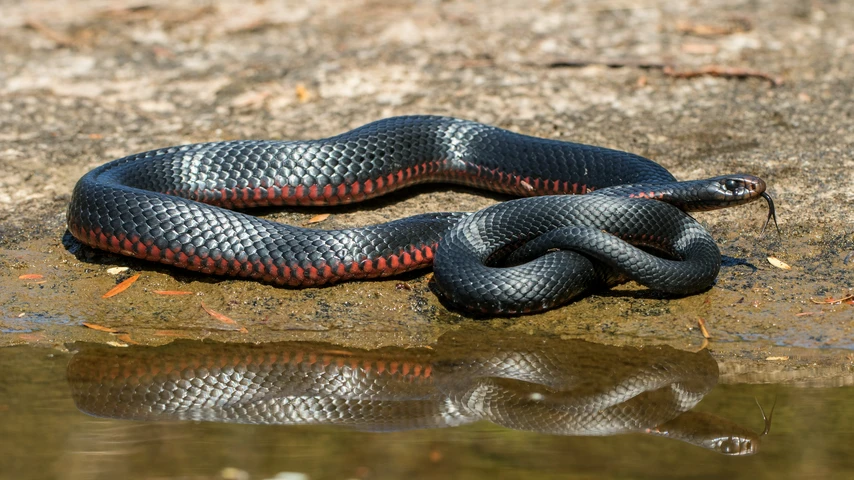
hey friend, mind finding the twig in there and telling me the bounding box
[546,58,667,69]
[98,5,216,26]
[24,19,76,48]
[663,65,783,87]
[810,294,854,305]
[545,58,783,87]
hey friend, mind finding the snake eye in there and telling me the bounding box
[724,179,740,191]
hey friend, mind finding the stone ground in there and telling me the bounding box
[0,0,852,384]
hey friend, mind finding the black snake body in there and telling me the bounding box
[66,116,770,313]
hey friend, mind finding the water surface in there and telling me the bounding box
[2,330,852,480]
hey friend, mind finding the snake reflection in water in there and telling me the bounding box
[67,330,772,455]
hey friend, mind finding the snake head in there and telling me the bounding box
[587,174,780,234]
[596,174,768,212]
[702,174,766,207]
[701,175,779,234]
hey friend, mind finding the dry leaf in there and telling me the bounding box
[114,333,139,345]
[767,257,792,270]
[765,356,789,361]
[305,213,330,225]
[82,322,117,333]
[16,333,45,343]
[18,274,44,280]
[201,302,248,333]
[153,290,194,295]
[106,267,130,275]
[102,274,140,298]
[106,341,129,348]
[295,83,312,102]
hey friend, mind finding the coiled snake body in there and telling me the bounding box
[67,116,772,313]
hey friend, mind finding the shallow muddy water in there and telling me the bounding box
[3,328,854,480]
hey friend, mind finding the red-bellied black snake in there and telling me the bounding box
[67,116,776,313]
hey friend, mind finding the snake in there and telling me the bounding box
[66,115,775,313]
[67,330,769,455]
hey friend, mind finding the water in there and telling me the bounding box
[2,330,853,480]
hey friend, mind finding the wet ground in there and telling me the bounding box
[0,0,853,477]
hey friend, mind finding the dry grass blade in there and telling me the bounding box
[102,274,140,298]
[153,290,194,295]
